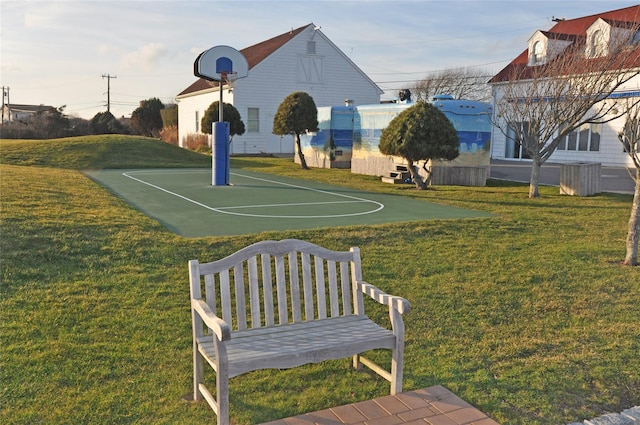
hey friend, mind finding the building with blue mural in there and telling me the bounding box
[300,95,493,186]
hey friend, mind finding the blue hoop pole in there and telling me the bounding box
[212,121,230,185]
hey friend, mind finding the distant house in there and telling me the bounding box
[489,5,640,167]
[175,23,383,154]
[1,103,55,124]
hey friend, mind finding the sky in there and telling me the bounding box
[2,0,639,120]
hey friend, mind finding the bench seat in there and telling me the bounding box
[197,315,396,378]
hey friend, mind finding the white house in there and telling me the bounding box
[1,103,55,124]
[176,24,383,155]
[489,5,640,167]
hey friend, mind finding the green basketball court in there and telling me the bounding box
[85,168,492,237]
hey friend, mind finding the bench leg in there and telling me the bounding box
[194,344,204,401]
[390,308,405,395]
[216,373,229,425]
[390,346,403,395]
[215,341,230,425]
[352,354,362,370]
[194,341,230,425]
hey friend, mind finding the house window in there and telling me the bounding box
[590,124,601,151]
[532,41,544,64]
[567,130,577,150]
[195,111,200,133]
[557,123,601,151]
[307,41,316,55]
[505,121,532,159]
[247,107,259,132]
[591,30,606,57]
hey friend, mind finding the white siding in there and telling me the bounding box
[549,121,631,166]
[177,86,234,148]
[177,25,382,154]
[490,77,638,167]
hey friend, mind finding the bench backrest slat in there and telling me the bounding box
[301,252,314,321]
[327,260,339,318]
[261,253,275,327]
[190,239,366,332]
[275,254,288,325]
[220,270,233,326]
[340,262,352,316]
[204,274,216,316]
[314,256,327,319]
[288,252,303,322]
[234,264,247,330]
[248,257,261,328]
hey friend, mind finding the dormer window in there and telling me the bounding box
[527,30,574,66]
[591,29,606,57]
[532,41,544,64]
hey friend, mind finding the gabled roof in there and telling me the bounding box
[533,30,579,42]
[547,5,640,35]
[4,103,55,113]
[490,5,640,84]
[178,24,311,96]
[600,17,640,31]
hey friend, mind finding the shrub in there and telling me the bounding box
[160,125,178,146]
[184,133,210,152]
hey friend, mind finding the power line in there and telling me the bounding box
[66,104,106,113]
[369,59,512,77]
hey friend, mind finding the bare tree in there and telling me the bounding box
[411,67,492,102]
[491,28,640,198]
[617,102,640,266]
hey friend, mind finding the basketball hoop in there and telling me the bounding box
[193,45,248,186]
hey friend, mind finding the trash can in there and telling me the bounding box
[560,162,601,196]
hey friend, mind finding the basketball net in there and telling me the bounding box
[220,71,237,93]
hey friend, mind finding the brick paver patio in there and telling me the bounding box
[260,385,500,425]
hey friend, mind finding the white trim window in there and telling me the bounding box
[247,107,259,132]
[591,30,606,58]
[195,111,200,133]
[532,41,545,64]
[505,121,533,159]
[557,123,601,152]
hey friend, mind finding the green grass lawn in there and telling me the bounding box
[1,136,638,424]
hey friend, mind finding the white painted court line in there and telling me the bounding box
[121,170,384,218]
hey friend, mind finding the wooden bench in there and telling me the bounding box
[189,239,410,425]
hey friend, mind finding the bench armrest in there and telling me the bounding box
[357,281,410,315]
[191,299,232,341]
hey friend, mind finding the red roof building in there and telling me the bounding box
[488,5,640,167]
[491,5,640,83]
[176,24,382,154]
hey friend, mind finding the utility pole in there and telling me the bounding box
[101,74,116,113]
[2,86,10,123]
[1,86,5,124]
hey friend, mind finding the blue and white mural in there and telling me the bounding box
[300,95,493,172]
